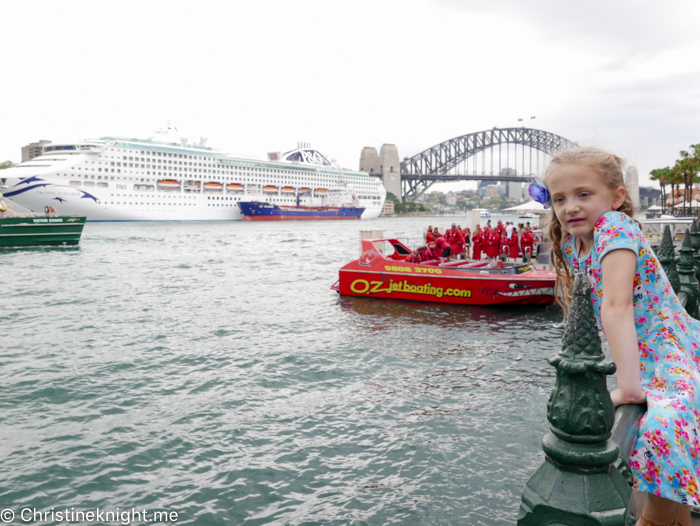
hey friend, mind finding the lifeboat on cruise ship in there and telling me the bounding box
[315,188,328,195]
[262,186,278,193]
[281,186,296,194]
[226,183,244,192]
[298,187,311,194]
[332,238,556,307]
[203,182,223,191]
[157,179,180,188]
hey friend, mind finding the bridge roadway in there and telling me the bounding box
[401,173,533,183]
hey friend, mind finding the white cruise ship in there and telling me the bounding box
[1,130,386,221]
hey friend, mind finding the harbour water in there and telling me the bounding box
[2,216,571,525]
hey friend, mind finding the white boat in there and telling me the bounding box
[473,208,491,218]
[0,129,386,221]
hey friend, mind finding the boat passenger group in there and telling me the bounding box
[405,220,541,264]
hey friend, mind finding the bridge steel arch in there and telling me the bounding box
[400,127,577,202]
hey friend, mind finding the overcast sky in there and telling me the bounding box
[2,0,699,191]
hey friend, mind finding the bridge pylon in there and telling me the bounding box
[360,144,402,201]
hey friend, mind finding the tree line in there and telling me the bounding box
[386,193,427,214]
[650,144,700,216]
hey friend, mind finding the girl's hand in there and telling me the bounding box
[610,388,646,408]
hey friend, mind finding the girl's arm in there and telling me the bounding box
[600,249,646,408]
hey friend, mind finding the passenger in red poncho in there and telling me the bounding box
[422,244,438,262]
[486,229,500,260]
[405,250,421,263]
[426,226,434,244]
[471,226,483,260]
[495,220,505,236]
[508,231,520,260]
[499,232,509,260]
[455,225,466,259]
[433,235,451,262]
[446,223,462,259]
[520,227,534,262]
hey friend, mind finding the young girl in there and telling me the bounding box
[537,146,700,526]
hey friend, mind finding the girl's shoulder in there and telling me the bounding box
[594,211,640,234]
[561,233,575,263]
[593,211,643,257]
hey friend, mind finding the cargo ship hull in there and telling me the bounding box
[239,201,364,221]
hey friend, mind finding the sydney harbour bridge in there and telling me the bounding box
[362,127,577,202]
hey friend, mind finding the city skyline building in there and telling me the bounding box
[21,140,51,162]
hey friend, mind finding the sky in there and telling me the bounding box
[2,0,699,192]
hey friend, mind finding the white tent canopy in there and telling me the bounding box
[502,200,547,213]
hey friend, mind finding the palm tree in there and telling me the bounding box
[678,151,691,216]
[675,146,700,216]
[674,155,688,215]
[691,144,700,218]
[669,163,685,215]
[650,167,671,212]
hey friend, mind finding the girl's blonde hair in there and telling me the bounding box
[543,146,635,315]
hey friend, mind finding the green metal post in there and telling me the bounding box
[677,228,700,320]
[518,275,635,526]
[657,225,681,294]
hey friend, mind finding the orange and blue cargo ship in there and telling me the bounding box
[238,201,364,221]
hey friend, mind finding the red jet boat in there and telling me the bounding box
[332,238,556,306]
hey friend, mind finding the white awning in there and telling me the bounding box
[502,200,547,213]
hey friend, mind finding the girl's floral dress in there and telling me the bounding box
[562,211,700,505]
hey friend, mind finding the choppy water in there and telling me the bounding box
[2,216,566,525]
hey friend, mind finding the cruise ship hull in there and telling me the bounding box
[3,181,244,221]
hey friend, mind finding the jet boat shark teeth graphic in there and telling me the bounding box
[496,283,555,297]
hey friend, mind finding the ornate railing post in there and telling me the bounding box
[689,219,700,283]
[677,229,700,320]
[657,225,681,294]
[518,274,635,526]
